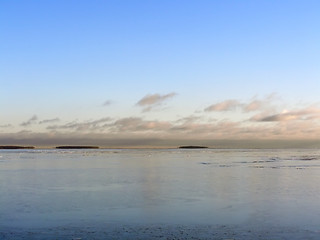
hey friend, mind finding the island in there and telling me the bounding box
[0,146,35,149]
[56,146,99,149]
[178,146,208,149]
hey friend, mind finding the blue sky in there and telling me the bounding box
[1,1,320,146]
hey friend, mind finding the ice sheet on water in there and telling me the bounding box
[1,148,320,234]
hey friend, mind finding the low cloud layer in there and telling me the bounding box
[4,94,320,146]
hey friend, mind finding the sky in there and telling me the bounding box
[1,0,320,147]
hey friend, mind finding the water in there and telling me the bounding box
[1,148,320,235]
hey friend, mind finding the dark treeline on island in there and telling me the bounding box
[0,145,209,149]
[179,146,208,149]
[56,146,99,149]
[0,146,35,149]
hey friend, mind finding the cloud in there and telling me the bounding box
[20,115,38,127]
[243,100,264,112]
[170,120,241,138]
[39,118,60,124]
[106,116,242,139]
[5,93,320,145]
[47,117,112,131]
[243,94,280,112]
[103,100,113,106]
[259,113,298,122]
[137,93,177,106]
[253,107,320,122]
[204,100,240,112]
[175,115,203,124]
[136,92,177,112]
[0,124,12,128]
[110,117,172,132]
[205,94,281,113]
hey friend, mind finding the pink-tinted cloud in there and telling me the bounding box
[136,92,177,112]
[204,100,240,112]
[205,94,280,113]
[243,100,264,112]
[254,107,320,122]
[137,93,177,106]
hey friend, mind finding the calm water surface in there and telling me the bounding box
[1,148,320,230]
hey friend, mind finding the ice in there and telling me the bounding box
[1,148,320,238]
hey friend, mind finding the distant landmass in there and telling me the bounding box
[179,145,208,149]
[0,146,35,149]
[56,146,99,149]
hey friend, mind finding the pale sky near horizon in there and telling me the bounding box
[1,1,320,146]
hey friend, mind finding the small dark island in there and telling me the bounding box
[179,146,208,149]
[0,146,35,149]
[56,146,99,149]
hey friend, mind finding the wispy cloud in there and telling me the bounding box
[253,107,320,122]
[170,120,240,138]
[137,93,177,106]
[0,124,12,128]
[175,115,203,124]
[136,92,177,112]
[39,118,60,124]
[243,100,264,112]
[243,94,279,112]
[110,117,172,132]
[20,115,38,127]
[205,94,279,113]
[47,117,112,131]
[204,100,240,112]
[103,100,113,106]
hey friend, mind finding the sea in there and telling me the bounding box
[1,148,320,239]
